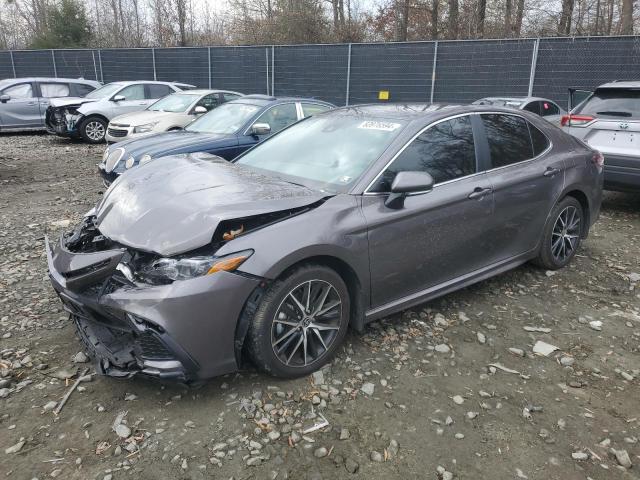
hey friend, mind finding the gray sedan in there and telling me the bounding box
[473,96,565,124]
[0,77,101,131]
[46,104,603,382]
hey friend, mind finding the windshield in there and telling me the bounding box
[148,93,196,113]
[84,83,123,99]
[186,102,260,134]
[235,114,407,193]
[577,89,640,119]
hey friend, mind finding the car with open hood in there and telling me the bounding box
[46,103,603,383]
[98,95,335,186]
[105,89,244,143]
[45,80,195,143]
[561,81,640,191]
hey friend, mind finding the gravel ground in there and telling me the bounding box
[1,133,639,480]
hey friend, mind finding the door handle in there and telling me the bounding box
[543,167,560,177]
[468,187,492,200]
[27,102,37,106]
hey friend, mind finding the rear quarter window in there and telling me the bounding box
[528,122,550,156]
[481,114,534,168]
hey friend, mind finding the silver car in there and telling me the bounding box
[0,77,101,132]
[561,81,640,192]
[105,89,243,143]
[473,96,566,125]
[45,80,195,143]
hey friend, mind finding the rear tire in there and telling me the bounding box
[79,116,107,144]
[534,196,584,270]
[246,264,350,378]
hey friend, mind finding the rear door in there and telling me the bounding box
[37,82,71,122]
[362,114,496,307]
[0,81,40,129]
[479,113,565,259]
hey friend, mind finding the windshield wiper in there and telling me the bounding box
[596,111,632,117]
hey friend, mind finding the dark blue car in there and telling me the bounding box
[99,95,334,185]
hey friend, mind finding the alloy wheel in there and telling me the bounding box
[85,121,105,141]
[271,279,342,368]
[551,205,581,263]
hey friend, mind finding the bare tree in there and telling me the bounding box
[558,0,575,35]
[620,0,634,34]
[447,0,458,38]
[477,0,487,37]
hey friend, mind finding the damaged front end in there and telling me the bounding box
[45,104,83,138]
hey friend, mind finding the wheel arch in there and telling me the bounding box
[560,187,591,238]
[233,254,367,368]
[81,112,110,125]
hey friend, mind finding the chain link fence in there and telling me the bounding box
[2,36,640,107]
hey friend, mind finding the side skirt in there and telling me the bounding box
[364,250,536,323]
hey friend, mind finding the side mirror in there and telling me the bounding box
[0,94,10,103]
[112,94,125,102]
[193,106,207,115]
[385,171,434,209]
[250,122,271,136]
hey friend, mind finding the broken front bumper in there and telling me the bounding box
[46,236,261,382]
[45,107,81,138]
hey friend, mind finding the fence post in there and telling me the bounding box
[528,38,540,97]
[98,49,104,83]
[51,49,57,77]
[9,50,16,78]
[151,48,157,81]
[92,50,98,81]
[430,41,438,103]
[271,45,275,96]
[208,47,212,89]
[345,43,352,106]
[265,47,270,95]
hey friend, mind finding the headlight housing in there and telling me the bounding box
[104,147,125,172]
[133,122,158,134]
[137,250,253,284]
[140,154,152,165]
[125,156,136,169]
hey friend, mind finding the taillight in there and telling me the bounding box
[592,151,604,167]
[561,114,594,127]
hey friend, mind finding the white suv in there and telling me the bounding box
[45,81,195,143]
[562,81,640,192]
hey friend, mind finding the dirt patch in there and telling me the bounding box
[0,133,639,480]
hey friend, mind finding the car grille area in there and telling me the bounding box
[108,128,128,138]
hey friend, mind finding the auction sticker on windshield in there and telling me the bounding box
[358,121,402,131]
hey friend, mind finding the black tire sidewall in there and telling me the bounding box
[538,196,584,270]
[248,265,350,378]
[80,117,107,144]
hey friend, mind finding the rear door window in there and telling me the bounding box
[481,114,534,168]
[222,93,242,102]
[577,89,640,119]
[146,84,173,99]
[301,103,331,117]
[523,102,541,115]
[370,115,476,192]
[39,82,70,97]
[540,101,560,116]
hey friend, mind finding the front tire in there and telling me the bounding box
[535,196,584,270]
[79,116,107,144]
[246,264,350,378]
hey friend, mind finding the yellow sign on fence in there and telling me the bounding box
[378,90,390,100]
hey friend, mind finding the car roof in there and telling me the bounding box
[323,103,544,122]
[230,94,334,107]
[0,77,101,84]
[596,81,640,89]
[105,80,195,87]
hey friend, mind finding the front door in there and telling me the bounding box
[0,82,40,129]
[362,115,496,308]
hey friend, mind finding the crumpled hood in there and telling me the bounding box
[118,130,235,159]
[96,155,326,256]
[49,97,98,108]
[110,110,179,127]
